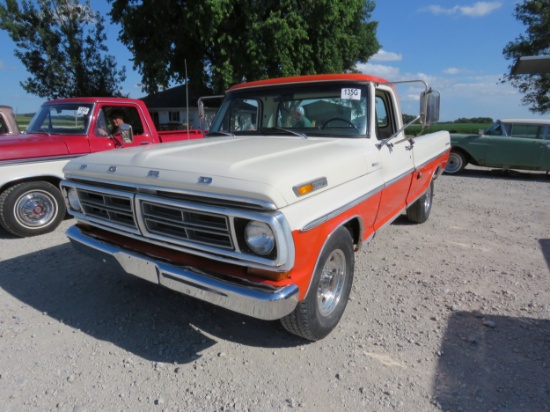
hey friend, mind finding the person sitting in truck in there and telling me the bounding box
[292,106,312,128]
[109,110,127,134]
[96,109,127,136]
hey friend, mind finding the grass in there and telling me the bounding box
[16,113,35,130]
[407,122,491,136]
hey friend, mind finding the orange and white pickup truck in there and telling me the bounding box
[61,74,450,340]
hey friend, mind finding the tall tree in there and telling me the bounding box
[0,0,126,99]
[502,0,550,114]
[109,0,380,95]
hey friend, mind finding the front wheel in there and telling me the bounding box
[0,181,66,237]
[407,180,433,224]
[445,150,467,174]
[281,226,354,341]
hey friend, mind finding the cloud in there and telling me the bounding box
[355,61,526,119]
[370,50,403,62]
[422,2,502,17]
[443,67,476,75]
[0,60,6,70]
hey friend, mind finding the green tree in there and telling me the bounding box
[502,0,550,114]
[0,0,126,99]
[109,0,380,95]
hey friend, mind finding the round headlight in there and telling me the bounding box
[67,188,81,212]
[244,221,275,256]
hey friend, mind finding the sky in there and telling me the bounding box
[0,0,547,122]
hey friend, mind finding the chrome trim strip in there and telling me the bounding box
[66,225,299,321]
[414,147,450,170]
[0,154,82,166]
[301,183,384,231]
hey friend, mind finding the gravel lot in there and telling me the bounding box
[1,167,549,412]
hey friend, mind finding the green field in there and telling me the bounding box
[16,113,35,130]
[406,122,491,136]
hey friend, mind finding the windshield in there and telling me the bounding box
[208,81,369,138]
[27,103,93,135]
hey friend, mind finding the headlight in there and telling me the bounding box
[67,188,81,212]
[245,221,275,255]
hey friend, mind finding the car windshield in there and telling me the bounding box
[208,81,369,138]
[27,103,93,135]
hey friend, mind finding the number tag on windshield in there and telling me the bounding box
[77,106,90,115]
[341,88,361,100]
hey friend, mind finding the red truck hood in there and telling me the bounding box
[0,133,71,161]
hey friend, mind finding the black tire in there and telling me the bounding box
[445,150,467,174]
[407,180,433,224]
[281,226,354,341]
[0,181,66,237]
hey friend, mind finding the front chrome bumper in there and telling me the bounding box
[66,225,299,321]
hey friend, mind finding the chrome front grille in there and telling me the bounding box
[77,189,136,229]
[62,179,294,271]
[139,199,233,249]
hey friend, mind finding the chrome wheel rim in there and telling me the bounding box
[15,190,57,228]
[317,249,347,316]
[423,184,433,213]
[446,152,463,173]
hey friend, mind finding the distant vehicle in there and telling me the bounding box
[0,105,20,136]
[0,97,203,237]
[445,118,550,174]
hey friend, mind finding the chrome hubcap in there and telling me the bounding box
[446,153,462,173]
[317,249,347,316]
[15,191,57,228]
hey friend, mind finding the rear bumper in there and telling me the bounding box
[66,225,299,320]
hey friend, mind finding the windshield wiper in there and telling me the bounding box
[28,130,51,136]
[269,127,308,139]
[207,131,236,137]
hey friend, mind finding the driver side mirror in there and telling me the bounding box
[420,90,440,126]
[117,123,133,144]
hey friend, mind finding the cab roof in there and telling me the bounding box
[228,73,390,91]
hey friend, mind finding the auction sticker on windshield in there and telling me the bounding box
[341,88,361,100]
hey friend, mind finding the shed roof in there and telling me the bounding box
[511,55,550,74]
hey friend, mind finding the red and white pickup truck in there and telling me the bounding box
[0,97,203,237]
[0,105,20,136]
[61,74,450,340]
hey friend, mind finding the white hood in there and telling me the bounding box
[63,135,381,208]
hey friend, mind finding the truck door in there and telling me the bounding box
[373,90,414,230]
[89,105,154,152]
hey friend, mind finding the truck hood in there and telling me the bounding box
[0,133,70,161]
[64,136,381,208]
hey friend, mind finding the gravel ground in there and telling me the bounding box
[1,167,549,412]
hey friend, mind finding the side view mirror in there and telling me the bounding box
[117,123,133,145]
[421,89,440,126]
[198,100,205,120]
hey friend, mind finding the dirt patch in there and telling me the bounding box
[1,167,549,411]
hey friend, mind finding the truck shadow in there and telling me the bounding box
[540,239,550,272]
[434,311,550,411]
[446,168,550,182]
[0,244,304,363]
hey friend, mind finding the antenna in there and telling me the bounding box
[185,59,189,139]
